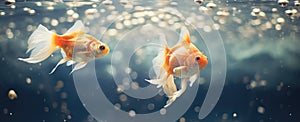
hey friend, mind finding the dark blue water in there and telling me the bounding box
[0,0,299,122]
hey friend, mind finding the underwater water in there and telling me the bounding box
[0,0,299,122]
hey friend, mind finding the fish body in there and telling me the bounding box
[146,27,208,107]
[19,20,109,74]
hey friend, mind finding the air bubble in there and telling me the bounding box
[257,106,265,114]
[277,17,285,24]
[28,9,36,15]
[295,1,300,6]
[0,11,5,16]
[160,108,167,115]
[108,29,117,36]
[206,2,217,9]
[26,77,31,84]
[119,94,127,102]
[233,112,238,118]
[147,103,155,110]
[222,113,228,119]
[179,117,186,122]
[114,103,121,110]
[51,19,59,26]
[128,110,136,117]
[194,106,200,112]
[8,90,17,100]
[131,82,139,90]
[278,0,289,7]
[67,10,74,15]
[194,0,204,5]
[252,8,261,15]
[5,0,15,6]
[102,0,113,5]
[85,8,98,15]
[72,13,79,19]
[120,0,129,5]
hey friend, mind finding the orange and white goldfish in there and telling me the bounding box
[18,20,110,74]
[146,27,208,107]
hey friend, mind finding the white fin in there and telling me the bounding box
[150,34,168,78]
[18,24,57,63]
[66,60,76,66]
[173,66,188,74]
[49,57,69,74]
[145,65,169,88]
[152,52,164,76]
[165,78,189,108]
[165,96,176,108]
[143,33,168,80]
[177,26,190,48]
[163,75,178,108]
[174,78,189,98]
[61,49,66,58]
[158,33,168,47]
[64,20,86,35]
[70,62,87,74]
[163,75,177,96]
[189,74,198,87]
[145,75,165,88]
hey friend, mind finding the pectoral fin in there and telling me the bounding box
[145,78,164,88]
[70,62,87,74]
[189,74,198,87]
[173,66,188,75]
[66,60,76,66]
[49,57,69,74]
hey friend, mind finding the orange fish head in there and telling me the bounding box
[94,41,110,58]
[188,52,208,71]
[196,52,208,70]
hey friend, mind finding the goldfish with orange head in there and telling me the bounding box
[19,20,110,74]
[146,27,208,107]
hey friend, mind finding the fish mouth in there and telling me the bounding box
[104,46,110,55]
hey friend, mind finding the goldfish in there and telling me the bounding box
[146,27,208,107]
[18,20,110,74]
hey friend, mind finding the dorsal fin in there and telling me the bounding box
[178,26,190,48]
[64,20,86,35]
[159,33,169,48]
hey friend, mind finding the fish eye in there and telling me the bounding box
[99,45,105,51]
[195,56,201,61]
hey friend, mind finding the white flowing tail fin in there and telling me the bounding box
[146,74,178,108]
[18,24,57,63]
[163,75,178,108]
[163,75,177,97]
